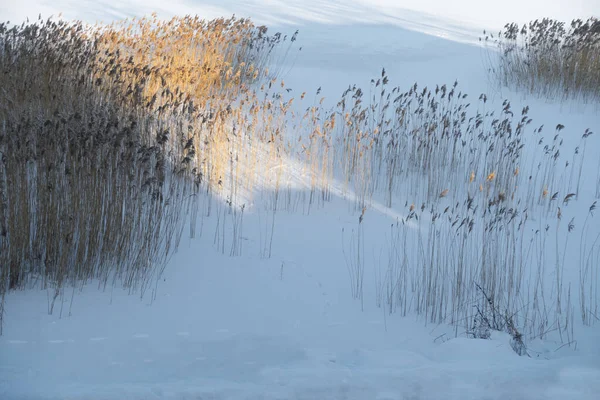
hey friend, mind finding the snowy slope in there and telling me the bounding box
[1,1,600,399]
[3,1,600,43]
[4,197,600,400]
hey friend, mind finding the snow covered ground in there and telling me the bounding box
[1,1,600,399]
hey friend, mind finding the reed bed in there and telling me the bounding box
[289,69,598,352]
[0,15,290,332]
[184,73,598,348]
[1,14,598,355]
[482,17,600,102]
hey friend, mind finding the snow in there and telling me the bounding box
[4,1,599,43]
[2,1,600,399]
[4,215,600,399]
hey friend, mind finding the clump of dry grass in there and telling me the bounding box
[482,17,600,102]
[289,71,596,350]
[0,14,288,333]
[329,74,524,209]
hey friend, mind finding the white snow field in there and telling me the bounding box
[2,1,600,399]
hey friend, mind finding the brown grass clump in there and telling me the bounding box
[329,75,524,209]
[313,70,596,347]
[0,14,288,332]
[482,17,600,102]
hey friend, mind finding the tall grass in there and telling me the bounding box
[0,15,290,332]
[1,14,598,353]
[286,70,597,350]
[482,17,600,102]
